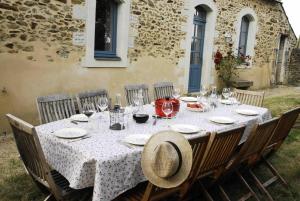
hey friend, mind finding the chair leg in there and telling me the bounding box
[262,157,288,188]
[235,171,260,201]
[199,182,214,201]
[44,194,56,201]
[217,185,231,201]
[248,169,274,201]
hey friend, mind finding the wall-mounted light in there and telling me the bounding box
[225,32,232,43]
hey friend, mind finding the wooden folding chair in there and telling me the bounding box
[76,89,110,113]
[252,107,300,197]
[124,84,151,106]
[114,133,212,201]
[190,126,246,201]
[218,118,279,201]
[153,82,174,100]
[234,89,265,107]
[6,114,92,201]
[36,94,76,124]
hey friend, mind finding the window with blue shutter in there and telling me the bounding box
[238,16,250,56]
[94,0,118,59]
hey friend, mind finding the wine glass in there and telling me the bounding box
[222,88,230,100]
[173,88,181,99]
[200,85,208,97]
[82,101,95,118]
[162,101,173,119]
[132,92,140,106]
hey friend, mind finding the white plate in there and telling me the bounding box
[180,97,197,102]
[123,135,151,146]
[70,114,89,122]
[209,116,236,124]
[54,128,87,139]
[220,99,233,105]
[236,109,259,116]
[170,124,201,134]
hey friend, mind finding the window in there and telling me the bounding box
[238,16,250,56]
[94,0,118,59]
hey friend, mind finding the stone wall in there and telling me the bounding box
[0,0,85,62]
[288,49,300,85]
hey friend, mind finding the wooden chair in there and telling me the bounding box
[250,107,300,198]
[153,82,174,100]
[76,89,110,113]
[218,118,280,201]
[6,114,92,201]
[124,84,151,106]
[36,94,76,124]
[194,126,246,200]
[264,107,300,152]
[114,133,212,201]
[234,89,265,107]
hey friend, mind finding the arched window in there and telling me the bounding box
[238,16,250,56]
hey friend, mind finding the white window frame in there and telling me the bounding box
[234,8,258,68]
[81,0,130,68]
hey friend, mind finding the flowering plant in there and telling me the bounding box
[214,49,251,87]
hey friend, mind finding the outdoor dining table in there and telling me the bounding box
[36,103,271,201]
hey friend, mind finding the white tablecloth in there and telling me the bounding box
[36,104,271,201]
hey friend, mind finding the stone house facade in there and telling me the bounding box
[0,0,297,132]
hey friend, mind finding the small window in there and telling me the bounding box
[238,16,250,56]
[94,0,118,58]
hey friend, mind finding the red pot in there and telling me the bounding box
[155,98,180,118]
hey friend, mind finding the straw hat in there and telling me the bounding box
[141,131,193,188]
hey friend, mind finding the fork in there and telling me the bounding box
[68,136,91,143]
[117,140,134,149]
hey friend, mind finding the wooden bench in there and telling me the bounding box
[231,80,253,90]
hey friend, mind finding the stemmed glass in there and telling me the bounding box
[82,101,95,118]
[97,97,108,121]
[173,88,181,99]
[222,88,230,100]
[162,101,173,119]
[200,85,208,97]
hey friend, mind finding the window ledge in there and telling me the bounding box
[95,56,121,61]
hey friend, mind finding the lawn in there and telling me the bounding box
[0,93,299,201]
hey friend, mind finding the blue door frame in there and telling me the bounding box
[188,7,206,93]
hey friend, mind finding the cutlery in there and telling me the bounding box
[117,140,134,149]
[71,120,78,125]
[68,136,91,143]
[153,115,158,126]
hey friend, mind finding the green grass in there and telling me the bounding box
[0,94,299,201]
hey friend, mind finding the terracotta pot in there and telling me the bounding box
[155,98,180,118]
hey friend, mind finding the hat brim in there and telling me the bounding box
[141,130,193,188]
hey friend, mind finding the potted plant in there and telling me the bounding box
[214,48,251,87]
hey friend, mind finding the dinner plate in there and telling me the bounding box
[123,135,151,146]
[180,97,197,102]
[209,116,236,124]
[236,109,259,116]
[70,114,89,122]
[170,124,201,134]
[220,99,234,105]
[54,128,87,139]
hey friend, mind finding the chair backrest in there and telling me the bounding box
[196,126,245,179]
[77,89,109,113]
[140,134,211,201]
[6,114,62,199]
[239,118,279,164]
[234,89,265,107]
[267,107,300,148]
[36,94,76,124]
[124,84,150,105]
[153,82,174,100]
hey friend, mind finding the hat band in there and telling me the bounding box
[166,141,182,178]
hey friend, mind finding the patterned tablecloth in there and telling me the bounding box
[36,103,271,201]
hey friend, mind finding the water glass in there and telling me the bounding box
[173,88,181,99]
[222,88,230,99]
